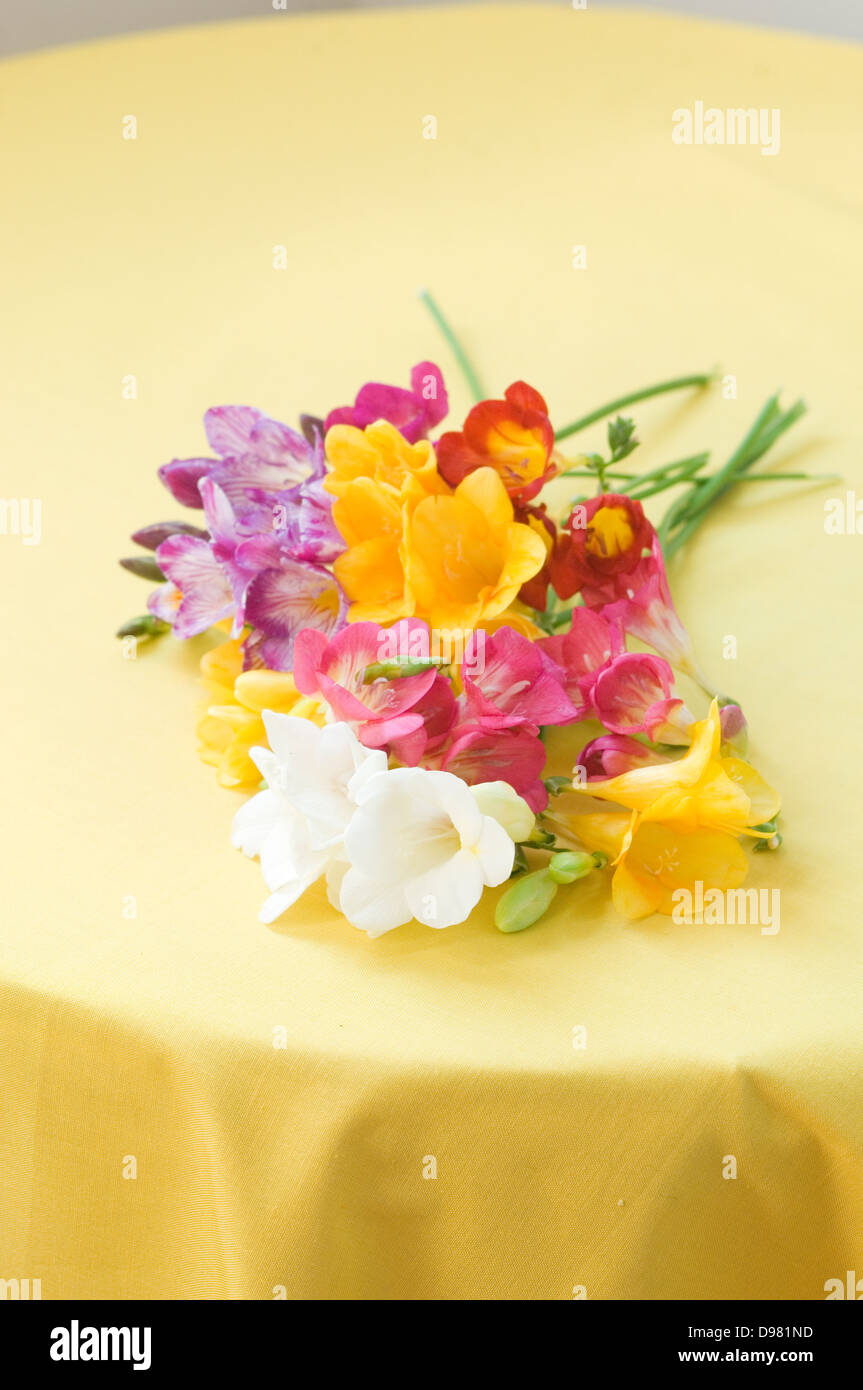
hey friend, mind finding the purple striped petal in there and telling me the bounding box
[203,406,264,457]
[158,458,212,508]
[155,534,234,638]
[244,560,347,670]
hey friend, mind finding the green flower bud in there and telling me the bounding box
[115,614,170,639]
[119,555,166,582]
[495,869,558,933]
[361,657,444,682]
[548,850,596,884]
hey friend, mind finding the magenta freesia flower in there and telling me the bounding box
[538,606,692,740]
[293,619,456,759]
[592,651,691,741]
[324,362,448,444]
[538,608,624,717]
[436,724,549,812]
[575,734,673,781]
[461,627,579,731]
[599,536,700,678]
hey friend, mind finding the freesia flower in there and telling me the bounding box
[537,607,624,717]
[406,467,547,630]
[159,405,323,512]
[436,382,557,502]
[293,619,456,761]
[338,766,519,935]
[460,626,578,730]
[240,554,347,672]
[547,701,780,918]
[436,723,549,812]
[591,651,692,741]
[324,361,448,443]
[575,733,673,781]
[601,535,702,679]
[324,418,448,504]
[550,492,653,602]
[242,471,344,567]
[232,714,388,923]
[149,477,251,637]
[323,420,451,623]
[470,780,536,843]
[197,640,325,788]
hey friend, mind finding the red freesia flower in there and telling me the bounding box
[436,382,556,503]
[549,492,653,601]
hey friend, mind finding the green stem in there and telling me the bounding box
[555,372,714,442]
[679,398,804,527]
[417,288,485,403]
[692,470,840,485]
[627,453,711,501]
[662,397,807,558]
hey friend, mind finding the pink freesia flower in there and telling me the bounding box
[575,734,673,781]
[150,478,251,638]
[324,362,448,444]
[437,723,549,812]
[538,607,624,717]
[597,536,700,678]
[292,619,456,758]
[592,651,692,741]
[461,627,579,731]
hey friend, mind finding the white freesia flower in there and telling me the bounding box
[338,767,519,937]
[231,713,387,924]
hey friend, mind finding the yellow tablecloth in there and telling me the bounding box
[2,5,862,1300]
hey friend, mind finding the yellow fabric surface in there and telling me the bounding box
[1,5,862,1300]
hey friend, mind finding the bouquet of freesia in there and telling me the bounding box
[118,294,829,937]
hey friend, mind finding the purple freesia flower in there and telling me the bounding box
[159,405,323,513]
[145,403,349,660]
[324,361,448,444]
[244,457,344,567]
[149,478,254,638]
[242,559,347,672]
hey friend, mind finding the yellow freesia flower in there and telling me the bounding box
[324,420,449,505]
[197,639,326,788]
[324,420,546,630]
[547,701,781,919]
[407,467,547,630]
[323,420,449,624]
